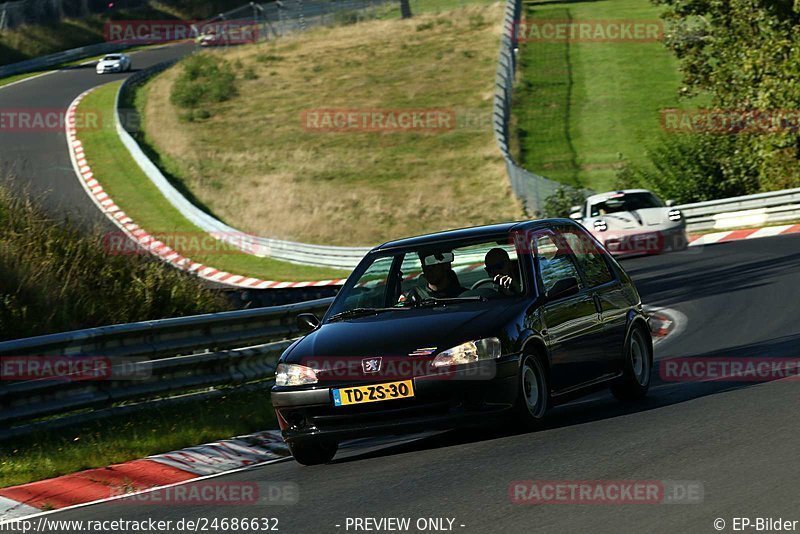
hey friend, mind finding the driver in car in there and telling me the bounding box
[484,248,521,295]
[399,251,466,303]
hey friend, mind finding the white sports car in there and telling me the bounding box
[570,189,688,256]
[95,54,132,74]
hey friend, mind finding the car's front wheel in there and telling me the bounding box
[288,439,338,466]
[611,325,652,401]
[512,353,549,429]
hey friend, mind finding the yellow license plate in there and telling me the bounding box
[332,380,414,406]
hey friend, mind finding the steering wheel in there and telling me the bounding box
[470,278,496,290]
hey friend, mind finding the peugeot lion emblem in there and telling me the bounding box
[362,357,382,373]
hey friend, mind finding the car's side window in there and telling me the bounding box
[534,233,582,296]
[346,256,395,309]
[561,228,614,288]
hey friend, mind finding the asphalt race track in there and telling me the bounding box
[0,43,193,226]
[33,234,800,533]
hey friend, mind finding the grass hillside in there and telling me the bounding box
[139,2,524,247]
[512,0,706,192]
[0,184,231,341]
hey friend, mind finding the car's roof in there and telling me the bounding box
[585,189,653,204]
[375,219,569,251]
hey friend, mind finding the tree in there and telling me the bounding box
[649,0,800,193]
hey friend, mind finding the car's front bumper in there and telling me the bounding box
[96,65,122,74]
[271,355,521,444]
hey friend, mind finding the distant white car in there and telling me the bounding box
[570,189,688,256]
[96,54,132,74]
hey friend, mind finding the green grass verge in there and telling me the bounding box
[0,70,45,88]
[0,387,277,489]
[513,0,709,192]
[77,82,349,281]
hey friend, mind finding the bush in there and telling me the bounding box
[614,134,761,204]
[171,54,237,110]
[333,10,374,26]
[0,186,231,341]
[243,66,258,80]
[543,185,587,218]
[256,53,283,63]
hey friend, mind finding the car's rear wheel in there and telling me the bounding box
[288,439,338,466]
[512,354,549,428]
[611,325,652,401]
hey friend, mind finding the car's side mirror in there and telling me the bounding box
[547,276,579,301]
[296,313,321,332]
[665,199,676,207]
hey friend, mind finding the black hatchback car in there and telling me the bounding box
[272,220,652,465]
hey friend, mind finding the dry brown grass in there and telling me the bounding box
[141,3,524,246]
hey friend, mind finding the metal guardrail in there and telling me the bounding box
[0,297,333,440]
[678,187,800,232]
[493,0,562,217]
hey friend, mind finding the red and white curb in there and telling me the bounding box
[688,224,800,247]
[0,430,288,522]
[66,88,346,290]
[645,306,687,346]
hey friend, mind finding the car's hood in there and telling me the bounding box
[589,208,679,230]
[97,60,120,67]
[284,301,525,364]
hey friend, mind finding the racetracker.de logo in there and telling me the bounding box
[0,108,101,132]
[661,109,800,134]
[301,109,457,133]
[102,231,270,256]
[104,19,262,45]
[513,19,663,43]
[111,482,299,505]
[0,356,149,381]
[660,358,800,382]
[509,480,703,505]
[298,355,496,382]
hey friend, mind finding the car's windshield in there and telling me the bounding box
[326,237,525,320]
[590,192,663,216]
[104,55,121,60]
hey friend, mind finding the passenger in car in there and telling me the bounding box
[484,248,521,294]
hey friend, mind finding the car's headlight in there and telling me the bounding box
[275,362,318,386]
[668,209,682,221]
[593,219,608,232]
[432,338,502,368]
